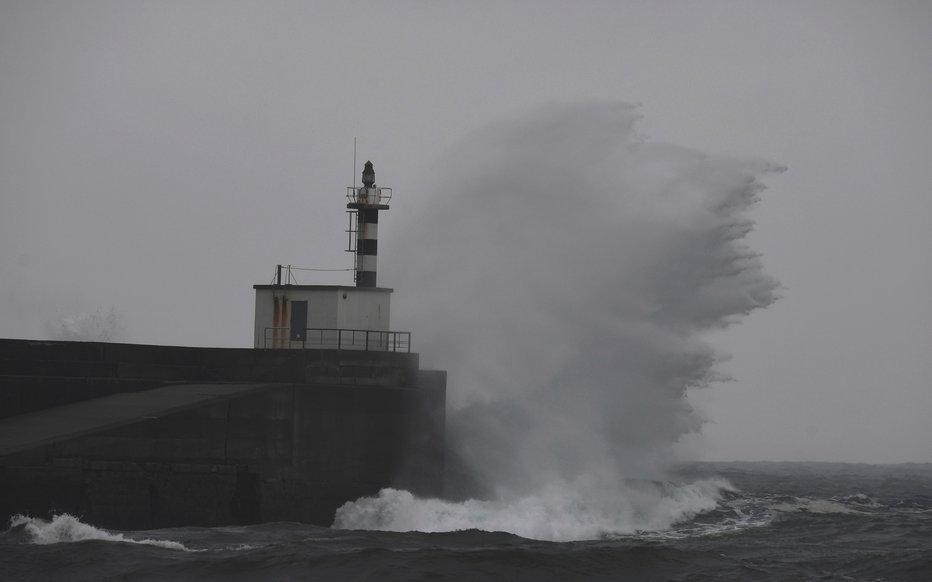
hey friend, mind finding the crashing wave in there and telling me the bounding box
[9,514,192,551]
[334,477,734,542]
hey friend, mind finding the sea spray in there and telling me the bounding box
[44,306,127,342]
[338,102,783,540]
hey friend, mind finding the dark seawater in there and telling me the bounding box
[2,462,930,582]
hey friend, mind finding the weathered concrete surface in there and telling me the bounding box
[0,338,422,418]
[0,339,445,530]
[0,383,278,456]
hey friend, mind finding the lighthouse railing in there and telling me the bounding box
[346,186,392,206]
[262,327,411,352]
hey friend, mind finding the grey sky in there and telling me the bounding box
[1,1,930,463]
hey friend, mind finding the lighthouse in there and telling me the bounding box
[347,161,391,287]
[252,162,404,350]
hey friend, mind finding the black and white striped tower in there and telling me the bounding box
[347,161,391,287]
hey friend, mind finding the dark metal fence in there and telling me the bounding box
[262,328,411,352]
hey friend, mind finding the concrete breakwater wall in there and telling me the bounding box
[0,339,445,529]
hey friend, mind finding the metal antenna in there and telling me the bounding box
[350,137,359,278]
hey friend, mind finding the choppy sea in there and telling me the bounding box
[2,462,930,581]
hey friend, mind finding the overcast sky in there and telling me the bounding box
[1,1,930,463]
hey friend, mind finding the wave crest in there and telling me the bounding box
[9,514,191,551]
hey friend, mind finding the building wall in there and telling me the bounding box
[337,287,391,333]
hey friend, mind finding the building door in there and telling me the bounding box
[290,301,308,342]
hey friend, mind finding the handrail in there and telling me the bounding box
[262,327,411,352]
[346,186,392,206]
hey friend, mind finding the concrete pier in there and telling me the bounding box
[0,338,445,529]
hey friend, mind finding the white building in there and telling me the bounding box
[253,284,404,350]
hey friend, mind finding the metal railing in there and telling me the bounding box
[346,186,392,206]
[262,328,411,352]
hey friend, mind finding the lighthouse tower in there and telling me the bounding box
[346,161,390,287]
[252,162,405,350]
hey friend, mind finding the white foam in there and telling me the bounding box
[333,477,732,542]
[223,543,261,551]
[9,514,192,551]
[833,493,883,508]
[771,497,870,515]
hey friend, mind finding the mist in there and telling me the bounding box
[44,307,128,343]
[334,102,784,539]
